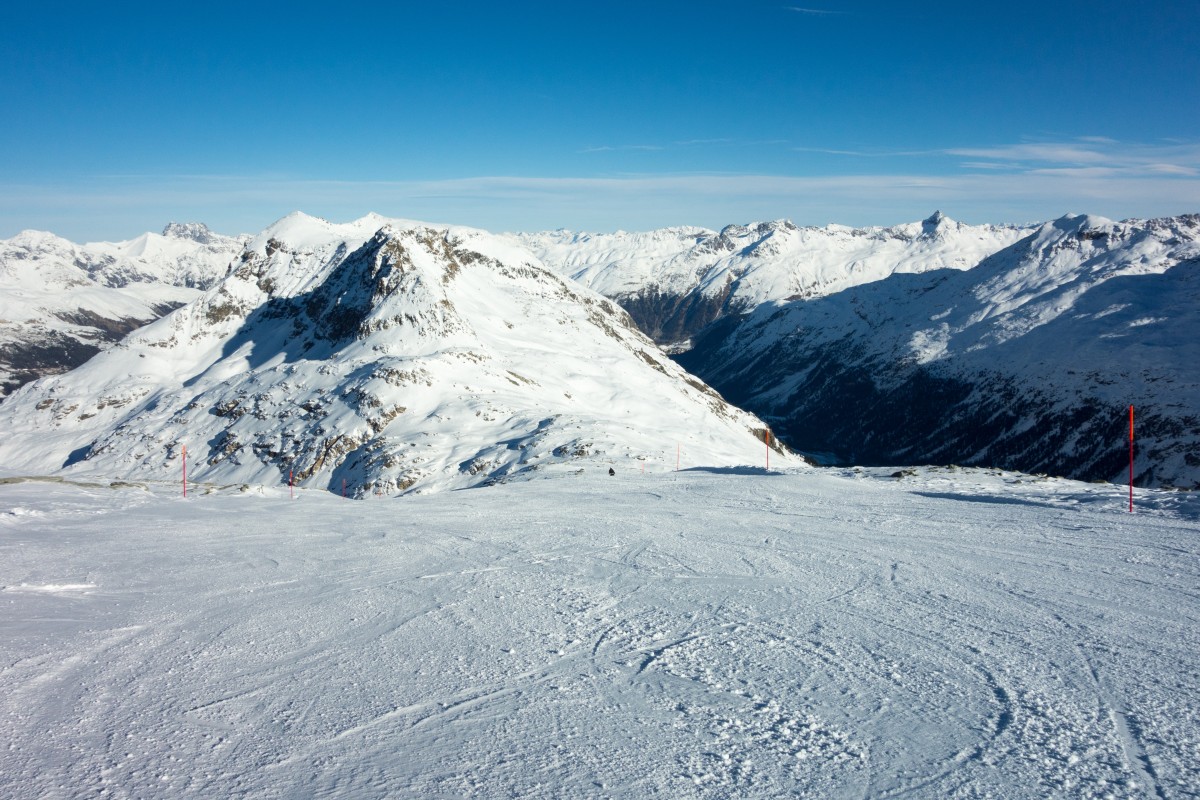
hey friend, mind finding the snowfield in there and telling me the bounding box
[2,467,1197,798]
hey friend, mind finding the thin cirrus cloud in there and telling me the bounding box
[579,144,664,153]
[1,138,1198,239]
[588,138,788,151]
[793,145,938,158]
[3,166,1198,242]
[944,139,1200,177]
[786,138,1200,178]
[675,138,736,146]
[947,144,1115,164]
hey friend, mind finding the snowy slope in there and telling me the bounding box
[515,213,1031,347]
[0,213,791,494]
[0,223,246,396]
[1,467,1197,798]
[81,221,247,289]
[677,213,1200,487]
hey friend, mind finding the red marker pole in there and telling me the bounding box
[766,430,770,472]
[1129,405,1134,513]
[342,478,346,498]
[289,469,294,500]
[182,444,187,498]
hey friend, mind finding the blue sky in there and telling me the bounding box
[2,0,1198,239]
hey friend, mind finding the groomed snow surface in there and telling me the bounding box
[2,467,1198,799]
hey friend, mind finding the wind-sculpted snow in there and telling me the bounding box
[516,213,1031,347]
[677,213,1200,488]
[1,467,1197,797]
[0,214,789,495]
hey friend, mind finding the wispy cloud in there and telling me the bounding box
[3,162,1198,241]
[579,144,663,153]
[793,137,1200,179]
[947,143,1113,164]
[4,138,1198,240]
[585,138,792,154]
[958,161,1017,171]
[793,145,936,158]
[1147,163,1200,176]
[944,138,1200,178]
[784,6,844,14]
[793,146,874,157]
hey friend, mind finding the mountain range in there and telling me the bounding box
[1,210,1196,490]
[671,213,1200,487]
[0,213,787,494]
[514,212,1031,349]
[0,223,246,396]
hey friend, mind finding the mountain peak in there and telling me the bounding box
[0,221,786,493]
[162,222,218,244]
[922,210,950,229]
[1050,212,1115,232]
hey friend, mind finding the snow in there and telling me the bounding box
[677,212,1200,486]
[0,223,249,395]
[0,216,788,494]
[1,466,1197,798]
[2,210,1199,796]
[513,215,1033,322]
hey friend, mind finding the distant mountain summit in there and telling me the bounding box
[162,221,222,245]
[0,214,789,494]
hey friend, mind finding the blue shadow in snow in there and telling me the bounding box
[680,466,785,477]
[912,491,1061,510]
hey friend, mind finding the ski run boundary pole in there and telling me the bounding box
[1129,405,1134,513]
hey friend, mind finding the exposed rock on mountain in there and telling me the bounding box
[0,224,246,396]
[0,214,791,494]
[675,214,1200,488]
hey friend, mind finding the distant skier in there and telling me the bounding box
[608,467,615,476]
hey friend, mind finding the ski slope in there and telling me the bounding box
[2,467,1197,798]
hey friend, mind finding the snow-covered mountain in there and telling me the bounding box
[515,213,1031,349]
[675,213,1200,488]
[0,213,791,495]
[0,223,247,396]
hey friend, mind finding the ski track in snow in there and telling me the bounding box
[0,468,1198,799]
